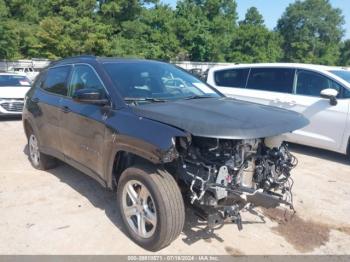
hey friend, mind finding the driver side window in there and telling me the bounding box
[69,65,106,97]
[296,70,340,97]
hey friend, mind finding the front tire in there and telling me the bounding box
[117,164,185,251]
[27,129,57,170]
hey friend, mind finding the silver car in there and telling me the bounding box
[0,73,31,115]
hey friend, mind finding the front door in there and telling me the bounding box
[283,70,349,152]
[59,64,110,178]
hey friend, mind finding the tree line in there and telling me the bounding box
[0,0,349,66]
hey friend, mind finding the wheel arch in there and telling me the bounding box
[23,117,42,143]
[107,149,162,190]
[23,118,32,139]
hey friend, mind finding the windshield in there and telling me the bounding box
[0,75,31,87]
[103,61,221,104]
[330,70,350,84]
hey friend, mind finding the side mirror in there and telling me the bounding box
[72,88,109,106]
[320,88,338,106]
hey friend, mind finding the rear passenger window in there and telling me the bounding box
[296,70,341,97]
[214,68,249,88]
[42,66,71,96]
[246,68,294,93]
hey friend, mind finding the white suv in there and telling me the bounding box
[207,63,350,156]
[0,73,31,116]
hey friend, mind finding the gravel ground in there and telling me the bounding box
[0,117,350,255]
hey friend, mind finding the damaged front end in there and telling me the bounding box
[172,135,297,231]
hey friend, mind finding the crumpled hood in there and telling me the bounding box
[133,97,309,139]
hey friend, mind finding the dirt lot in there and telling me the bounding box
[0,118,350,255]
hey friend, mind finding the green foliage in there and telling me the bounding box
[109,4,180,60]
[277,0,345,65]
[239,7,264,26]
[339,40,350,66]
[0,0,8,18]
[0,20,19,59]
[227,6,282,63]
[0,0,348,65]
[3,0,40,22]
[228,24,282,63]
[174,0,237,61]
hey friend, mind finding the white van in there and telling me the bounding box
[207,63,350,156]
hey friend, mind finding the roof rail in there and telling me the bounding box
[49,55,96,66]
[69,55,96,59]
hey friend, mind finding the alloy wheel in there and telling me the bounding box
[29,134,40,167]
[122,180,157,239]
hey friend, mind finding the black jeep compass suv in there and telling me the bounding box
[22,56,308,251]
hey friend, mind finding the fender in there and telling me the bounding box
[23,112,43,146]
[103,109,188,188]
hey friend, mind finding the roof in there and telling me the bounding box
[206,62,350,89]
[209,63,349,72]
[50,55,167,67]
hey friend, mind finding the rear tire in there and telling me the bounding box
[27,128,57,170]
[117,164,185,251]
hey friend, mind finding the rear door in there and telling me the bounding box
[212,67,296,108]
[32,65,71,158]
[283,69,349,152]
[59,64,110,179]
[243,67,296,107]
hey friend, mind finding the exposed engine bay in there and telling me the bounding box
[174,135,297,230]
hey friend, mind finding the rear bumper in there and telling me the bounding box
[0,99,24,115]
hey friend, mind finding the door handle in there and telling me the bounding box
[61,106,71,113]
[273,98,282,104]
[274,98,296,106]
[288,100,296,106]
[31,97,39,103]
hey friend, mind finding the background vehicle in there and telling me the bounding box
[207,64,350,156]
[22,56,308,251]
[0,73,31,116]
[188,68,207,80]
[8,67,39,81]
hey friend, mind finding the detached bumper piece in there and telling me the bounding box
[193,187,293,231]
